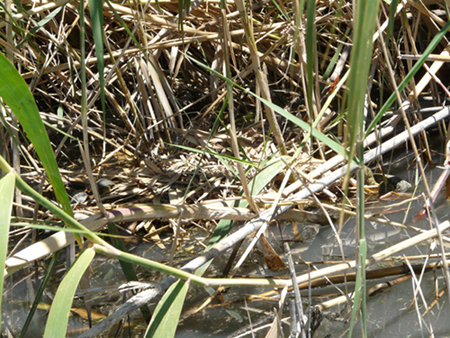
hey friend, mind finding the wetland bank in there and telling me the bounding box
[2,0,450,337]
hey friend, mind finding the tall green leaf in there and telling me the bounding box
[88,0,106,113]
[43,248,95,338]
[305,0,316,121]
[0,53,73,217]
[145,280,189,338]
[345,0,379,336]
[364,19,450,138]
[0,172,15,333]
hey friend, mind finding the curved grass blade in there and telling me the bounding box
[171,143,255,168]
[144,279,189,338]
[0,172,15,333]
[0,53,73,218]
[88,0,106,113]
[43,248,95,338]
[364,19,450,138]
[16,1,70,48]
[184,53,347,158]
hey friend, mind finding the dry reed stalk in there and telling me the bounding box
[3,0,450,335]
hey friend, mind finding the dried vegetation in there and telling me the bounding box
[3,0,450,336]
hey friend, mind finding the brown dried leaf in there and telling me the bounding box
[70,307,107,320]
[259,235,286,271]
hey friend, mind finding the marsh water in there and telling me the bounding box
[3,142,450,337]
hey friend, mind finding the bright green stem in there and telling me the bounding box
[94,244,293,288]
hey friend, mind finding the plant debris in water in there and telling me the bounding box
[2,0,450,337]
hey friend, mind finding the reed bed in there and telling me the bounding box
[1,0,450,336]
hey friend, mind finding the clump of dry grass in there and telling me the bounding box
[2,0,448,199]
[2,0,450,336]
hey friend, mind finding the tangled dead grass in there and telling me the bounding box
[3,0,450,336]
[3,0,448,207]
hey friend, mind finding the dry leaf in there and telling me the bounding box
[259,235,286,271]
[70,307,107,320]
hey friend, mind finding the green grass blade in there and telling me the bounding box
[364,19,450,138]
[16,1,70,48]
[305,0,315,120]
[385,0,400,45]
[345,1,379,166]
[185,53,347,158]
[43,248,95,338]
[10,0,28,15]
[178,0,191,32]
[171,143,255,168]
[348,238,367,338]
[0,172,15,333]
[0,53,73,217]
[20,252,61,338]
[88,0,106,113]
[144,279,189,338]
[265,98,346,157]
[345,0,379,336]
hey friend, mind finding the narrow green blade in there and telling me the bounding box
[144,280,189,338]
[43,248,95,338]
[88,0,106,113]
[0,172,15,333]
[0,53,72,217]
